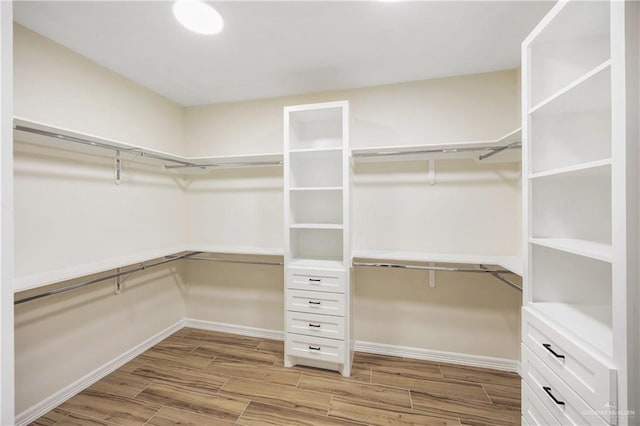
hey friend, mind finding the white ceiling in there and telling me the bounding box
[14,1,553,107]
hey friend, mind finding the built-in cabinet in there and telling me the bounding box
[283,101,353,376]
[522,1,637,424]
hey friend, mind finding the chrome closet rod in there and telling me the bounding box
[353,142,521,159]
[478,141,522,161]
[14,252,201,305]
[353,261,522,291]
[13,125,201,168]
[164,160,283,170]
[186,256,284,266]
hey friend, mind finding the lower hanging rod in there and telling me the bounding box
[14,252,201,305]
[186,256,284,266]
[353,262,509,274]
[353,261,522,291]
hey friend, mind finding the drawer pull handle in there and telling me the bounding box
[308,301,321,305]
[543,343,565,359]
[542,386,565,406]
[309,278,321,282]
[308,345,321,351]
[308,323,321,328]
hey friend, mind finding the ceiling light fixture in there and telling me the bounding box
[173,0,224,35]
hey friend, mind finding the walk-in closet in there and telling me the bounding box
[0,1,638,425]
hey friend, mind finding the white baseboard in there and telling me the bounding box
[183,318,285,341]
[182,319,519,372]
[16,318,519,425]
[15,319,185,426]
[355,340,520,373]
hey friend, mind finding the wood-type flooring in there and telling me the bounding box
[32,328,521,426]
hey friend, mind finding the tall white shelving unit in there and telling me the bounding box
[521,1,637,425]
[283,101,353,377]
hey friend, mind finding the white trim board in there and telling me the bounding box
[15,320,184,426]
[182,319,519,373]
[16,318,520,425]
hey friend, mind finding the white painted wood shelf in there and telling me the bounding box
[13,117,284,173]
[353,249,522,276]
[14,245,191,293]
[352,128,521,164]
[529,158,611,179]
[528,60,611,115]
[529,238,612,263]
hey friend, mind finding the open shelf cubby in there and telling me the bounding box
[530,244,612,355]
[529,0,610,107]
[288,107,344,150]
[289,228,344,265]
[290,189,343,226]
[289,150,343,188]
[531,165,611,246]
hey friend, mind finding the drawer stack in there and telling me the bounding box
[284,267,350,374]
[521,308,617,425]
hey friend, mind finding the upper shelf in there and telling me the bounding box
[13,117,283,173]
[14,118,522,174]
[352,128,521,164]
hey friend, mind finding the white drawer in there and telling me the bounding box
[522,307,616,420]
[286,311,345,340]
[285,333,345,364]
[522,380,562,426]
[287,289,345,316]
[522,345,610,426]
[286,267,346,293]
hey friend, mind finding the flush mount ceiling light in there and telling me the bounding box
[173,0,224,35]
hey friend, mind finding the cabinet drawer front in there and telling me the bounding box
[286,311,345,340]
[522,345,610,426]
[522,307,616,418]
[287,289,345,316]
[285,333,345,364]
[287,268,346,293]
[522,380,561,426]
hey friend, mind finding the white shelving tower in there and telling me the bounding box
[283,101,353,376]
[521,1,637,425]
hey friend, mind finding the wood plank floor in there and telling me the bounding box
[32,328,521,426]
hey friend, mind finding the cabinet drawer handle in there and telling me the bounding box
[308,323,321,328]
[543,343,565,359]
[308,300,321,305]
[308,345,321,351]
[309,278,321,282]
[542,386,565,406]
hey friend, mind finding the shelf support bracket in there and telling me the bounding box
[427,159,436,185]
[428,263,436,288]
[115,150,122,185]
[114,268,122,294]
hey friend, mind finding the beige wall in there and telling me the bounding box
[14,264,186,414]
[13,25,184,154]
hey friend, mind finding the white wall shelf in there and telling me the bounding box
[352,128,522,164]
[13,117,284,174]
[289,224,343,230]
[353,249,522,276]
[529,237,612,263]
[529,60,611,115]
[14,245,191,293]
[529,158,611,179]
[289,186,343,192]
